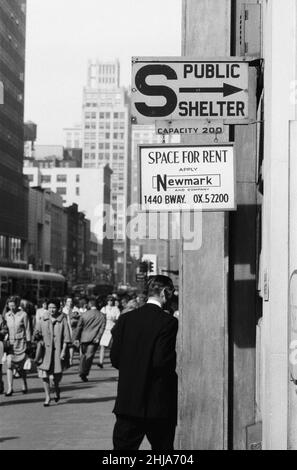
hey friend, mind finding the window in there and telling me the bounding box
[57,187,66,195]
[76,175,80,182]
[114,113,119,119]
[0,235,7,259]
[57,175,67,182]
[9,238,21,261]
[27,174,34,182]
[41,175,51,183]
[105,133,110,139]
[76,187,80,196]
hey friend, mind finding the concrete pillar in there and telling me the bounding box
[261,0,296,450]
[177,0,230,449]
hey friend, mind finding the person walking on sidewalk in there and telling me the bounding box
[110,275,178,451]
[34,299,71,406]
[98,295,120,368]
[73,297,106,382]
[4,297,32,397]
[0,314,8,394]
[62,297,79,366]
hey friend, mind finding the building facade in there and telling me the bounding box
[63,124,82,149]
[81,59,130,282]
[27,187,66,274]
[0,0,28,268]
[23,165,113,271]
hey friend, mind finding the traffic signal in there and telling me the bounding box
[139,261,148,273]
[148,261,154,273]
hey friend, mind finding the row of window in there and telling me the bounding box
[0,235,23,262]
[84,112,125,119]
[85,122,125,129]
[55,187,80,196]
[66,140,80,148]
[27,174,80,184]
[84,131,125,140]
[85,142,124,150]
[84,153,124,160]
[41,174,80,183]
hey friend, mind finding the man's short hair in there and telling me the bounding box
[146,275,174,300]
[88,296,97,308]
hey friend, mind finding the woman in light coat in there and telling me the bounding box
[0,314,8,394]
[4,297,32,396]
[98,296,120,368]
[34,299,71,406]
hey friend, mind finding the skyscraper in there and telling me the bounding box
[82,59,130,282]
[0,0,28,268]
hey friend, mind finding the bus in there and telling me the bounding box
[71,283,114,299]
[0,267,66,311]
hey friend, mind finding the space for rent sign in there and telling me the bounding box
[139,144,236,212]
[131,57,249,124]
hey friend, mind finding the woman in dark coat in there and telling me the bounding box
[34,299,71,406]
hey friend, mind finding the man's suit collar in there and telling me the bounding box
[146,298,162,308]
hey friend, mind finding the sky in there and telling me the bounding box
[24,0,182,145]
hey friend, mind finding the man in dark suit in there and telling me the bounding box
[73,297,106,382]
[110,275,178,450]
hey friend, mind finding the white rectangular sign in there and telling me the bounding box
[139,144,236,212]
[132,57,249,124]
[155,120,224,136]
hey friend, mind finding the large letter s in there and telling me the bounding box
[134,64,177,117]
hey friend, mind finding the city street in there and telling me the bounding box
[0,353,149,450]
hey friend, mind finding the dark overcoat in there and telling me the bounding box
[110,303,178,423]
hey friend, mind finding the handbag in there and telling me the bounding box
[3,339,11,354]
[34,340,45,365]
[23,358,32,371]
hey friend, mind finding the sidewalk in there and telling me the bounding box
[0,352,149,450]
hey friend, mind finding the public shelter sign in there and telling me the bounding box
[132,57,249,124]
[139,144,236,212]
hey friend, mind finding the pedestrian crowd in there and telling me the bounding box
[0,276,179,450]
[0,290,161,405]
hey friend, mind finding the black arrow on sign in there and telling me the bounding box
[179,83,244,97]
